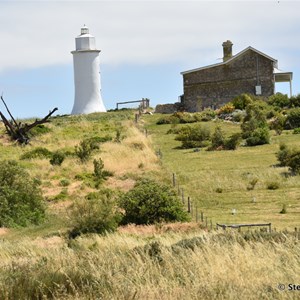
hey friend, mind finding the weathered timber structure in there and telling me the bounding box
[180,41,293,112]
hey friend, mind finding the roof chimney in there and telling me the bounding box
[222,40,233,62]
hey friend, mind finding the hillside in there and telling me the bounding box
[0,109,299,299]
[144,113,300,231]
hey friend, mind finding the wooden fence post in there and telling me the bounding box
[172,173,176,187]
[196,206,198,222]
[181,188,184,204]
[201,212,204,222]
[187,197,191,213]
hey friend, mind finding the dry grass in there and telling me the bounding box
[0,230,299,299]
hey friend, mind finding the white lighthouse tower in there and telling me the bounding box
[71,26,106,114]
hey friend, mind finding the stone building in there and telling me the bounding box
[180,41,293,112]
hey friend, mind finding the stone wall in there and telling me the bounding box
[182,49,275,112]
[155,102,182,114]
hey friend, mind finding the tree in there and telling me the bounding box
[0,95,57,144]
[119,178,190,225]
[0,160,45,227]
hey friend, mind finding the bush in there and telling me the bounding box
[241,102,270,146]
[217,103,235,115]
[276,144,300,174]
[266,181,280,190]
[285,108,300,129]
[68,189,120,238]
[225,133,242,150]
[293,128,300,134]
[50,151,65,166]
[93,158,113,188]
[75,138,100,162]
[156,112,197,125]
[175,124,211,149]
[267,93,290,108]
[119,178,190,225]
[289,94,300,108]
[276,143,293,167]
[269,113,286,135]
[209,126,225,150]
[245,127,270,146]
[231,94,254,110]
[20,147,52,160]
[194,109,216,122]
[0,160,45,227]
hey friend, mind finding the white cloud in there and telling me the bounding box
[0,1,299,72]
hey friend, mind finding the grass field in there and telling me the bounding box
[144,114,300,230]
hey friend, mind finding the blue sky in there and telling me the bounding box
[0,0,299,118]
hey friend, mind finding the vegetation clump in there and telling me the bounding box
[276,143,300,174]
[241,102,270,146]
[175,124,211,148]
[20,147,53,160]
[75,138,100,162]
[68,189,120,238]
[0,160,45,227]
[119,178,190,225]
[208,126,241,151]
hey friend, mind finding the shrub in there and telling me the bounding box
[225,133,242,150]
[231,94,254,110]
[0,160,45,227]
[276,143,293,167]
[245,127,270,146]
[276,144,300,174]
[156,112,197,125]
[267,93,290,108]
[293,128,300,134]
[266,181,280,190]
[50,151,65,166]
[289,94,300,107]
[119,178,190,225]
[241,102,270,146]
[20,147,52,160]
[209,126,225,150]
[194,109,216,122]
[93,158,113,188]
[285,108,300,129]
[269,113,286,135]
[60,178,70,186]
[217,103,235,115]
[287,152,300,175]
[175,124,211,149]
[68,189,121,238]
[75,138,100,162]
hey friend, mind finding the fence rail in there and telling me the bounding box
[217,223,272,232]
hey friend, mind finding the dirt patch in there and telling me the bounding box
[106,177,135,192]
[0,228,8,236]
[118,222,203,235]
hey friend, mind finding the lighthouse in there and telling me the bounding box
[71,26,106,114]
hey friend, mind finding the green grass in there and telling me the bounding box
[144,114,300,230]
